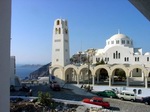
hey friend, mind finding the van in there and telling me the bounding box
[117,90,136,102]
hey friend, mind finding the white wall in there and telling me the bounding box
[52,19,70,67]
[0,0,11,112]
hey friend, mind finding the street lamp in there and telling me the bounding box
[87,55,90,84]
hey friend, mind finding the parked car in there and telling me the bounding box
[82,97,110,108]
[96,90,118,98]
[117,90,136,102]
[50,81,61,91]
[142,96,150,105]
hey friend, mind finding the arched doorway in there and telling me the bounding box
[79,68,92,84]
[65,68,77,84]
[95,68,109,85]
[112,68,126,85]
[129,68,144,86]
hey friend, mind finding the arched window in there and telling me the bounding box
[116,40,119,44]
[118,53,120,59]
[124,57,126,61]
[147,57,149,61]
[57,20,59,25]
[133,89,136,94]
[138,89,142,94]
[59,28,61,34]
[55,28,58,34]
[127,57,129,61]
[116,51,118,59]
[65,29,68,34]
[113,53,115,59]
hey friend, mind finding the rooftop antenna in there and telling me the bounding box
[118,29,120,34]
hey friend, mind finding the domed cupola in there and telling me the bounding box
[105,32,133,49]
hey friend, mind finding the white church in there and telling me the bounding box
[49,18,150,88]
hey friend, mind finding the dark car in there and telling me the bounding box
[142,96,150,105]
[50,81,61,91]
[96,90,118,98]
[82,97,110,108]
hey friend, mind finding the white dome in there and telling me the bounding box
[105,33,133,49]
[144,52,150,55]
[134,52,140,55]
[109,33,129,40]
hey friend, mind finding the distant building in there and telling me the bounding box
[50,19,150,88]
[10,56,21,86]
[10,56,16,85]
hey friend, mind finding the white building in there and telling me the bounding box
[50,19,150,88]
[10,56,21,86]
[50,19,70,84]
[94,33,150,66]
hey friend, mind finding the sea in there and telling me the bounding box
[16,64,41,80]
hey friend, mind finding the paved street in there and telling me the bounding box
[11,84,150,112]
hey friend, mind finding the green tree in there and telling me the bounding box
[96,59,105,66]
[38,91,52,106]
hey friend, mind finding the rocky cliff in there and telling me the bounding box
[29,63,51,79]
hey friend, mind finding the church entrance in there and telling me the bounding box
[95,68,109,85]
[112,68,126,86]
[65,68,77,84]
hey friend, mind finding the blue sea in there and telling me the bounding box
[16,65,41,80]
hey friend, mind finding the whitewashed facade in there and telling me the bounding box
[50,19,150,88]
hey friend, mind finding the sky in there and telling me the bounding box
[11,0,150,65]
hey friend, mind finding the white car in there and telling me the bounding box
[117,90,136,102]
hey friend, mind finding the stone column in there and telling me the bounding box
[126,77,129,87]
[142,71,144,81]
[97,73,99,84]
[145,77,148,88]
[112,76,114,85]
[109,76,112,87]
[77,74,79,85]
[0,0,11,112]
[130,71,132,77]
[92,75,95,86]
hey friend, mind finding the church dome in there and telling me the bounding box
[109,34,129,40]
[134,52,140,55]
[144,52,150,55]
[105,33,133,49]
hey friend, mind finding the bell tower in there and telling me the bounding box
[52,19,70,67]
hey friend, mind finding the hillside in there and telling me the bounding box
[29,63,51,79]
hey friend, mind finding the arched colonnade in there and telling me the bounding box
[50,64,150,88]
